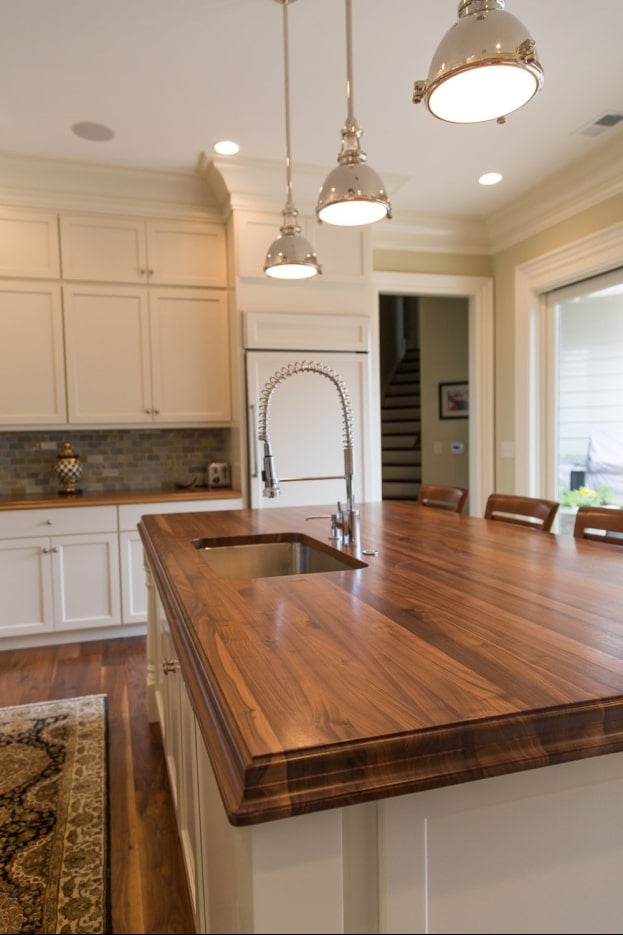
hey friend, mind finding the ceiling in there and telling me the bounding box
[2,0,623,225]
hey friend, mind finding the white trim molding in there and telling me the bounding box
[515,220,623,497]
[373,271,495,517]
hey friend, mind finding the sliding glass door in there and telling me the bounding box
[546,268,623,531]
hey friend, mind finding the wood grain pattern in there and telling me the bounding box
[139,501,623,826]
[0,637,195,935]
[0,487,242,510]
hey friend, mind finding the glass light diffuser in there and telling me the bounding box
[413,0,544,124]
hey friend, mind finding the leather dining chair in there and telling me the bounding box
[573,505,623,545]
[417,484,468,514]
[484,493,559,532]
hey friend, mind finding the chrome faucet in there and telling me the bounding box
[257,360,360,547]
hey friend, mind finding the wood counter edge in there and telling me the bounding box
[0,488,243,510]
[138,518,623,827]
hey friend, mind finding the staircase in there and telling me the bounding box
[381,348,421,500]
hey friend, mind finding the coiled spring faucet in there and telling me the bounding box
[257,360,360,547]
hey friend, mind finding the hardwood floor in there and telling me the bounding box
[0,635,196,935]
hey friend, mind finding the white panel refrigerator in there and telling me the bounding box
[243,312,373,510]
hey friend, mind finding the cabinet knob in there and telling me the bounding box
[52,546,59,553]
[153,408,160,415]
[162,659,180,675]
[46,519,53,525]
[139,268,146,276]
[42,546,50,554]
[147,268,154,277]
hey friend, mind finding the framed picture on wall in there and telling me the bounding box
[439,381,469,419]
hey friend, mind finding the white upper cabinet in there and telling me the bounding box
[59,213,227,286]
[0,280,67,425]
[149,288,231,423]
[0,207,60,279]
[63,284,231,425]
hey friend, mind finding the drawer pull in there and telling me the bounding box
[162,659,180,675]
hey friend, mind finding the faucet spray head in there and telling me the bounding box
[261,440,281,498]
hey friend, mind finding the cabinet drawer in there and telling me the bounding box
[118,498,242,531]
[2,505,118,538]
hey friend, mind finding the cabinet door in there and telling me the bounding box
[146,219,227,287]
[0,537,54,638]
[119,530,148,624]
[60,214,148,283]
[64,284,153,424]
[0,207,60,279]
[52,532,121,631]
[0,281,67,425]
[150,288,231,423]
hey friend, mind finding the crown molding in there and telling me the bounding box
[485,131,623,251]
[0,138,620,255]
[0,151,222,219]
[371,210,491,255]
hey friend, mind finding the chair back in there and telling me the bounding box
[573,506,623,545]
[484,493,559,532]
[418,484,468,514]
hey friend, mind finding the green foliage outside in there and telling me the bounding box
[559,485,623,508]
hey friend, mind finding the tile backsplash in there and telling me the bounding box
[0,429,231,496]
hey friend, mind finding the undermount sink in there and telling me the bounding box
[192,532,367,579]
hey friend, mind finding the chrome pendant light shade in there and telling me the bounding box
[316,0,391,227]
[264,205,320,279]
[264,0,321,280]
[413,0,544,125]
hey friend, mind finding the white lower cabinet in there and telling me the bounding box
[0,497,242,647]
[0,506,120,639]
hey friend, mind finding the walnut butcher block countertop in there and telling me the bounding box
[0,487,242,510]
[138,501,623,826]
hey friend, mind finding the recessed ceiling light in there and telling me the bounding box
[479,171,503,186]
[72,121,115,142]
[213,140,240,156]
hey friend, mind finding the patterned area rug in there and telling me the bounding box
[0,694,110,934]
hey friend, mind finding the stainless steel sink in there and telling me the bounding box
[192,532,367,579]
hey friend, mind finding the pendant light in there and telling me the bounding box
[316,0,391,227]
[264,0,321,280]
[413,0,544,125]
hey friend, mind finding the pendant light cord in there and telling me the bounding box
[345,0,355,127]
[282,0,294,212]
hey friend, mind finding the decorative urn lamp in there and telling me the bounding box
[56,441,83,495]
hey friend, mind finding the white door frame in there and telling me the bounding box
[515,221,623,498]
[373,271,495,517]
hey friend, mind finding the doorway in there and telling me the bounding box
[373,271,495,517]
[379,293,470,501]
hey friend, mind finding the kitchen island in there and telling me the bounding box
[139,501,623,934]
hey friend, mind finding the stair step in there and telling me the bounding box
[382,464,422,481]
[394,373,420,384]
[382,434,419,449]
[391,387,419,395]
[381,406,420,431]
[382,481,420,500]
[385,395,420,407]
[380,420,421,434]
[382,449,421,465]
